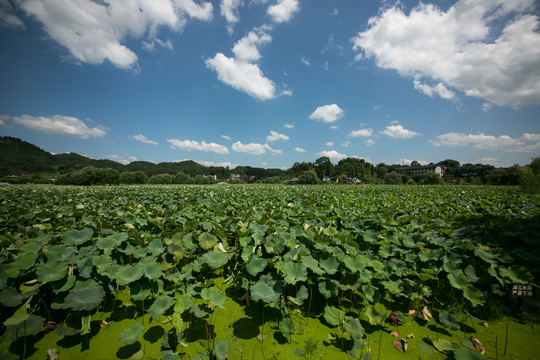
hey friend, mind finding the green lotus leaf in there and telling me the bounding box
[64,284,105,311]
[282,261,308,285]
[323,227,338,236]
[357,268,372,283]
[498,265,535,284]
[200,286,226,309]
[432,338,455,353]
[342,317,364,340]
[162,350,179,360]
[343,256,366,273]
[51,275,76,293]
[381,279,402,294]
[378,244,395,258]
[148,295,174,319]
[190,304,209,318]
[365,305,385,325]
[251,274,281,303]
[130,281,152,301]
[439,311,461,330]
[63,228,93,246]
[213,340,229,360]
[133,246,150,258]
[454,348,486,360]
[198,232,218,250]
[319,279,339,299]
[0,287,25,307]
[474,247,497,264]
[147,238,165,255]
[174,296,193,314]
[36,260,68,283]
[418,343,433,354]
[463,285,485,307]
[96,235,119,255]
[45,245,77,263]
[246,256,267,277]
[4,303,30,326]
[302,255,324,275]
[143,262,163,280]
[323,305,345,327]
[443,254,463,274]
[367,259,385,275]
[118,322,145,345]
[115,263,144,286]
[319,255,339,275]
[279,317,295,339]
[464,265,479,283]
[201,251,229,269]
[19,279,41,294]
[295,285,308,306]
[5,253,37,278]
[4,313,45,341]
[0,351,19,360]
[447,273,471,290]
[93,254,113,274]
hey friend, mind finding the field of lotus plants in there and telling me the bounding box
[0,184,539,359]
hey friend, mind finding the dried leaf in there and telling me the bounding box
[393,340,403,352]
[408,309,416,316]
[406,333,415,340]
[390,331,399,338]
[470,336,485,354]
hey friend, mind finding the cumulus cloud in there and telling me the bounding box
[325,142,334,147]
[431,132,540,152]
[266,130,289,142]
[232,141,281,155]
[348,128,373,138]
[381,124,420,139]
[284,123,294,128]
[10,114,106,138]
[106,154,136,165]
[232,30,272,61]
[399,158,428,166]
[17,0,213,69]
[365,139,375,146]
[0,2,24,28]
[267,0,299,23]
[300,56,310,66]
[351,0,540,107]
[309,104,344,123]
[207,28,281,100]
[295,147,306,153]
[0,115,8,127]
[221,135,232,140]
[197,160,237,168]
[167,139,229,154]
[129,134,158,145]
[316,150,347,161]
[220,0,243,30]
[206,53,277,100]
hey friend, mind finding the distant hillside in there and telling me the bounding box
[0,136,283,180]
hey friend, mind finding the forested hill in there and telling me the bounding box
[0,136,283,179]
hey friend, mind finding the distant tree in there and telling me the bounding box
[315,156,333,179]
[120,171,147,184]
[384,172,402,185]
[148,174,173,184]
[175,172,194,184]
[422,171,443,185]
[410,161,420,167]
[521,158,540,193]
[337,174,349,184]
[298,170,320,184]
[439,159,460,177]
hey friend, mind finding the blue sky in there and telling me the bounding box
[1,0,539,169]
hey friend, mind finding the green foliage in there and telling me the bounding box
[298,170,320,184]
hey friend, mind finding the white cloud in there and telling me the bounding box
[267,0,300,23]
[330,125,338,130]
[295,147,306,153]
[231,141,281,155]
[106,154,135,165]
[309,104,344,123]
[477,157,498,165]
[348,128,373,138]
[142,38,173,52]
[197,160,237,168]
[381,124,420,139]
[0,3,24,28]
[365,139,375,146]
[220,0,243,25]
[482,103,493,112]
[129,134,158,145]
[11,114,106,138]
[413,78,455,100]
[206,53,277,100]
[399,158,428,166]
[284,123,294,128]
[167,139,229,154]
[266,130,289,142]
[0,115,8,127]
[341,141,351,148]
[300,56,310,66]
[431,132,540,152]
[316,150,347,160]
[221,135,232,140]
[352,0,540,107]
[325,142,334,147]
[18,0,213,69]
[232,30,272,61]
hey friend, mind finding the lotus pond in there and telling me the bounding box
[0,184,539,359]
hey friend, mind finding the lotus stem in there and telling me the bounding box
[377,331,382,360]
[306,285,313,327]
[495,334,499,360]
[23,321,27,360]
[503,322,508,356]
